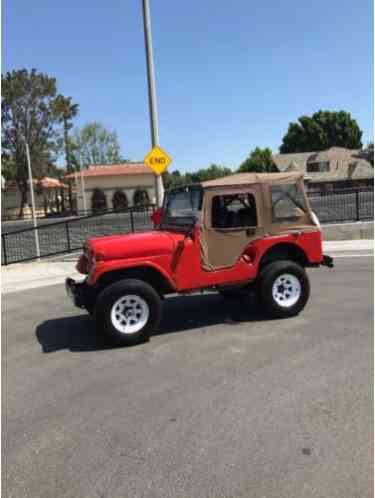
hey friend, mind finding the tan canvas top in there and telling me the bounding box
[199,173,318,271]
[201,171,304,188]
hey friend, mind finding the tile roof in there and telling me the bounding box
[65,163,151,179]
[202,171,303,188]
[273,147,374,182]
[4,177,68,192]
[39,177,68,189]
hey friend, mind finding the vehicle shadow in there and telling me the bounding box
[35,293,265,353]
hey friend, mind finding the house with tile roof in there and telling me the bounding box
[273,147,374,192]
[65,162,158,212]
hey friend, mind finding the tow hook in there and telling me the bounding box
[321,254,334,268]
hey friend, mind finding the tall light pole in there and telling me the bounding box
[79,152,87,213]
[142,0,164,207]
[25,142,40,259]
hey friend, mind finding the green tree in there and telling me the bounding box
[73,122,123,168]
[53,95,79,210]
[280,111,363,153]
[238,147,275,173]
[190,164,232,183]
[163,170,184,189]
[1,69,61,216]
[357,142,374,166]
[163,164,232,190]
[1,153,16,182]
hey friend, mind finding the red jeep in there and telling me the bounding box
[66,172,333,346]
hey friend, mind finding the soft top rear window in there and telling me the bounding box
[271,184,307,222]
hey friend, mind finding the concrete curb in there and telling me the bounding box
[322,221,373,241]
[323,239,373,252]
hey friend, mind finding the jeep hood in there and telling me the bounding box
[87,230,183,261]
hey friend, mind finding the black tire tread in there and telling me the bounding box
[257,260,310,318]
[94,278,162,346]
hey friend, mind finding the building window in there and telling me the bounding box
[112,189,128,210]
[91,188,107,212]
[211,193,257,229]
[133,189,150,206]
[306,161,330,173]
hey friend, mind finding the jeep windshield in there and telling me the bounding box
[161,186,202,230]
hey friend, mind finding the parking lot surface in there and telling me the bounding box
[2,256,373,498]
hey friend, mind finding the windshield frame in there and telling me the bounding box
[160,185,203,231]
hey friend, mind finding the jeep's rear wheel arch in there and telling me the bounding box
[95,265,175,297]
[258,243,308,270]
[256,260,310,318]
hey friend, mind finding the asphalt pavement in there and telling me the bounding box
[2,256,373,498]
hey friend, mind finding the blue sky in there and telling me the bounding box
[3,0,373,172]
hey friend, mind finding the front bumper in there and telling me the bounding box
[321,254,334,268]
[65,277,97,310]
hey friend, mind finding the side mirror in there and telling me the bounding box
[151,208,163,227]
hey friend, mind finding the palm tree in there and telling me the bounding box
[53,95,79,211]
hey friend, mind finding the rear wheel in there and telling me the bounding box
[257,260,310,318]
[94,279,162,346]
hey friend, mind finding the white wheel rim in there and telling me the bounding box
[272,273,301,308]
[110,295,149,334]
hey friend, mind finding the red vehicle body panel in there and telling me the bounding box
[89,231,176,260]
[85,225,323,292]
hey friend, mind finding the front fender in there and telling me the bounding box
[88,256,176,290]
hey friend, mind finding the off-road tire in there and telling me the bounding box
[256,260,310,318]
[94,279,162,346]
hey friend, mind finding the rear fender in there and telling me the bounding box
[254,231,322,269]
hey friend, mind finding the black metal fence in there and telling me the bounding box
[1,188,373,266]
[308,187,373,224]
[2,206,155,265]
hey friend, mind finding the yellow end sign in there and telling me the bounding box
[144,146,172,175]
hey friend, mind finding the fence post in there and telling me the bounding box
[130,208,135,232]
[66,222,71,252]
[355,190,360,221]
[2,234,8,266]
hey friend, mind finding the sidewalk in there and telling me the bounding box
[2,260,81,295]
[1,239,373,295]
[323,239,373,252]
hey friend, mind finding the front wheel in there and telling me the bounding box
[94,279,162,346]
[257,260,310,318]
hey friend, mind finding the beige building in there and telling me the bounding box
[66,163,158,212]
[273,147,373,192]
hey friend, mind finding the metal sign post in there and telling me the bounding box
[142,0,164,207]
[25,142,40,259]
